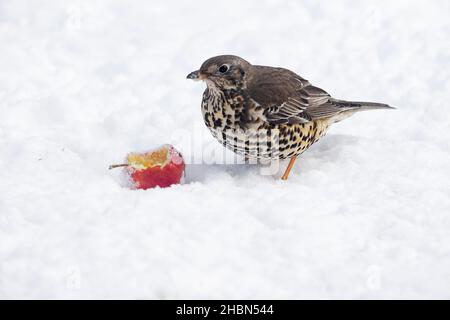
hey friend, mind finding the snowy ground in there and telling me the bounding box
[1,0,449,299]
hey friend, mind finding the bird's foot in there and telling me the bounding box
[281,156,297,180]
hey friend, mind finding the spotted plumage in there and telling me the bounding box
[187,55,393,179]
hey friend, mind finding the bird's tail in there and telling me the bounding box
[325,99,395,123]
[332,99,395,111]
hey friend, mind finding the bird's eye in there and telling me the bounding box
[218,65,229,73]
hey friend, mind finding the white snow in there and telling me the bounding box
[1,0,450,299]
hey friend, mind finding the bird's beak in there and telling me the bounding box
[186,70,205,81]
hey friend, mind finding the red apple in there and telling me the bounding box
[109,145,185,189]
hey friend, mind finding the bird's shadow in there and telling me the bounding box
[308,134,359,155]
[184,134,360,183]
[185,163,259,183]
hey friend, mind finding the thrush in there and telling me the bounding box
[187,55,393,180]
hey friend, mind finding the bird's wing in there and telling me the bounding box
[247,66,359,124]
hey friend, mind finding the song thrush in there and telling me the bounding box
[187,55,393,180]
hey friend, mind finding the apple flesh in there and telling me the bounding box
[109,145,185,189]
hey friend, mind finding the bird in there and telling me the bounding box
[187,55,393,180]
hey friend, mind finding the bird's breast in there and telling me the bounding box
[200,88,331,160]
[201,88,245,132]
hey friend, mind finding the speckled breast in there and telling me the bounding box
[201,88,330,160]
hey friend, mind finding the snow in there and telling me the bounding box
[1,0,450,299]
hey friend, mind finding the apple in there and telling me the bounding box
[109,145,185,189]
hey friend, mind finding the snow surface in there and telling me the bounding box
[1,0,450,299]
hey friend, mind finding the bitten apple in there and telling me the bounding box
[109,145,185,189]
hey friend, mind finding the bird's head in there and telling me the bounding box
[187,55,251,90]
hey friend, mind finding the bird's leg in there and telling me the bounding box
[281,156,297,180]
